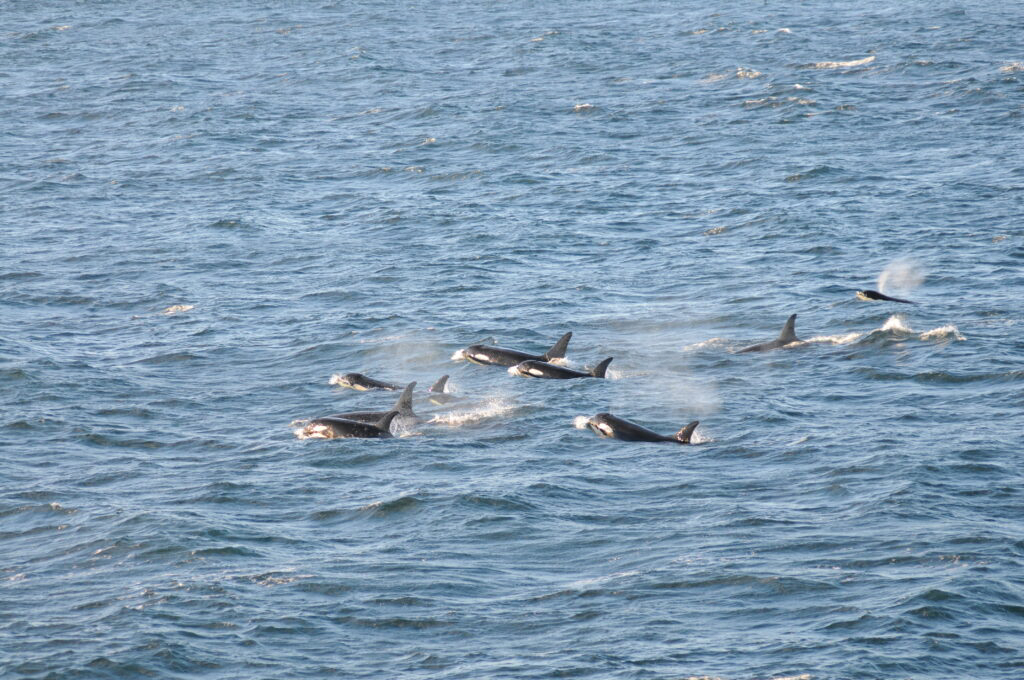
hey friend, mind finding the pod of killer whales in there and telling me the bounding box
[298,288,914,442]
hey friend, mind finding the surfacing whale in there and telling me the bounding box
[328,382,417,423]
[511,356,612,379]
[427,375,457,405]
[461,332,572,367]
[856,289,916,304]
[587,412,699,444]
[737,314,801,353]
[331,372,402,391]
[302,411,400,439]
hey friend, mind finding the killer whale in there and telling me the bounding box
[857,289,915,304]
[427,375,456,405]
[302,410,400,439]
[587,412,699,444]
[461,332,572,367]
[331,372,402,391]
[737,314,801,353]
[328,382,417,423]
[511,356,612,379]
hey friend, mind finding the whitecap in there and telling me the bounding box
[811,55,875,69]
[919,325,966,341]
[805,332,863,345]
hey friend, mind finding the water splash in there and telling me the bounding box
[877,258,925,296]
[805,332,863,345]
[428,399,517,426]
[683,337,732,351]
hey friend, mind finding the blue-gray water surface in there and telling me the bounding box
[2,2,1023,678]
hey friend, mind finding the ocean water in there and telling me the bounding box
[2,1,1023,678]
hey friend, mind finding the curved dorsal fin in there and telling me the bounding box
[375,410,400,432]
[392,382,417,416]
[675,421,699,444]
[591,357,613,378]
[777,314,798,343]
[543,332,573,361]
[429,375,449,393]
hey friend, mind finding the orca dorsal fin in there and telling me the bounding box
[675,421,699,444]
[429,375,449,393]
[392,382,417,416]
[543,332,572,361]
[376,410,400,433]
[591,357,613,378]
[777,314,799,343]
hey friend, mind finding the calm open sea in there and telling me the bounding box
[2,2,1023,678]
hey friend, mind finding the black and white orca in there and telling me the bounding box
[510,356,612,379]
[328,382,417,423]
[331,373,402,391]
[586,412,699,444]
[427,375,457,406]
[461,332,572,367]
[856,289,915,304]
[302,411,400,439]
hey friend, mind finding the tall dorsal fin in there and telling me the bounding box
[375,410,400,432]
[675,421,699,444]
[777,314,798,343]
[591,357,613,378]
[392,382,417,417]
[429,375,449,393]
[543,332,572,361]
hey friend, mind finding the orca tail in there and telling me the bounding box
[375,410,400,434]
[392,382,417,417]
[543,332,572,361]
[675,421,699,444]
[591,357,613,379]
[778,314,799,343]
[429,375,449,393]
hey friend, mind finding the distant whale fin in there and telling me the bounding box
[675,421,699,444]
[778,314,799,343]
[393,382,417,417]
[376,410,400,433]
[543,332,572,361]
[591,357,613,378]
[429,375,449,393]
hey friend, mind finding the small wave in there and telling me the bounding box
[240,571,312,587]
[428,399,516,426]
[358,494,423,517]
[684,337,732,351]
[161,304,194,315]
[450,348,467,361]
[809,55,876,69]
[572,415,590,430]
[1000,62,1024,73]
[919,324,966,341]
[865,315,966,342]
[805,332,863,345]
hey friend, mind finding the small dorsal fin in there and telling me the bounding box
[392,382,417,416]
[591,357,613,378]
[777,314,798,343]
[429,375,449,393]
[376,410,400,432]
[675,421,699,444]
[543,332,573,361]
